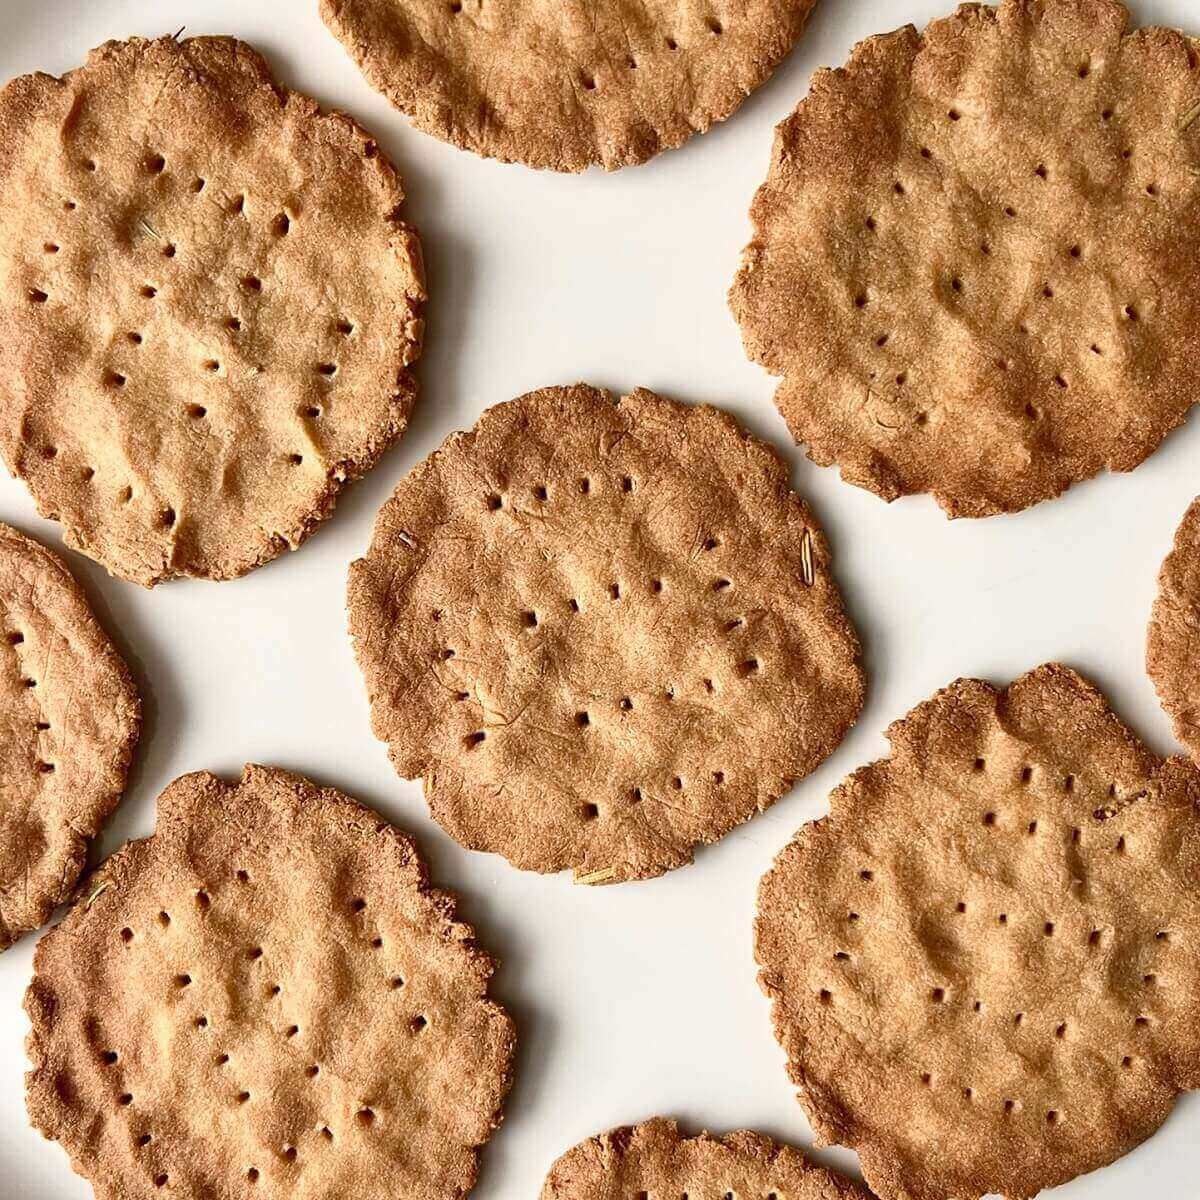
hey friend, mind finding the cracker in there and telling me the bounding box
[319,0,818,171]
[541,1116,868,1200]
[755,664,1200,1200]
[0,36,426,585]
[1148,496,1200,758]
[730,0,1200,517]
[0,521,139,951]
[348,384,863,884]
[25,764,515,1200]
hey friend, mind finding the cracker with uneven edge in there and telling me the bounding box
[755,664,1200,1200]
[730,0,1200,517]
[1147,496,1200,759]
[319,0,818,171]
[540,1117,868,1200]
[348,384,863,884]
[0,36,425,585]
[0,522,139,950]
[25,764,515,1200]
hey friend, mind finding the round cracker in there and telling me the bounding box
[730,0,1200,517]
[348,384,863,884]
[1148,496,1200,757]
[25,764,515,1200]
[755,664,1200,1200]
[541,1117,868,1200]
[0,36,426,585]
[0,522,139,951]
[319,0,818,171]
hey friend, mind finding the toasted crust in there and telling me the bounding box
[1148,496,1200,757]
[320,0,818,171]
[348,384,864,884]
[756,664,1200,1200]
[24,764,515,1200]
[0,522,139,950]
[730,0,1200,517]
[0,36,426,585]
[541,1117,869,1200]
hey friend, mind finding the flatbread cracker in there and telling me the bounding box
[0,36,425,585]
[541,1117,868,1200]
[25,764,515,1200]
[730,0,1200,517]
[756,664,1200,1200]
[319,0,819,171]
[348,384,863,884]
[1148,496,1200,758]
[0,521,139,951]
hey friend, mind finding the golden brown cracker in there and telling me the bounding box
[541,1117,868,1200]
[348,384,863,884]
[1148,496,1200,758]
[320,0,818,171]
[0,36,425,585]
[0,521,139,951]
[756,664,1200,1200]
[730,0,1200,517]
[25,764,515,1200]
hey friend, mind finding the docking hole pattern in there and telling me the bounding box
[731,0,1200,517]
[24,766,514,1200]
[348,385,864,884]
[0,523,138,950]
[0,35,424,584]
[756,664,1200,1200]
[320,0,821,172]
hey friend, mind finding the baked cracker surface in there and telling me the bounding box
[730,0,1200,517]
[348,383,864,884]
[1148,495,1200,759]
[0,522,139,951]
[320,0,818,171]
[24,764,515,1200]
[540,1116,869,1200]
[756,663,1200,1200]
[0,36,426,585]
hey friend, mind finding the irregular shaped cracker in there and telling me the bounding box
[25,764,515,1200]
[319,0,818,171]
[0,522,139,951]
[348,384,863,884]
[756,664,1200,1200]
[1148,496,1200,758]
[730,0,1200,517]
[0,36,426,585]
[541,1116,868,1200]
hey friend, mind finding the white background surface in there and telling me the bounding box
[1,0,1197,1196]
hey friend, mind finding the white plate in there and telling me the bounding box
[2,1,1196,1196]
